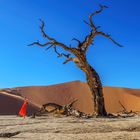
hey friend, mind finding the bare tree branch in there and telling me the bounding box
[96,31,123,47]
[30,19,74,53]
[119,101,126,111]
[45,44,54,51]
[78,29,95,52]
[83,20,91,26]
[80,4,122,52]
[39,19,73,51]
[71,38,83,49]
[28,41,52,47]
[72,38,81,45]
[54,47,71,58]
[39,19,54,41]
[84,30,94,49]
[63,57,81,65]
[63,57,73,64]
[53,47,72,64]
[89,5,108,31]
[53,46,61,57]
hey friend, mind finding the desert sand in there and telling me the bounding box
[0,115,140,140]
[0,80,139,115]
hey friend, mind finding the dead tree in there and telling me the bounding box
[29,5,123,116]
[32,99,91,118]
[32,99,78,117]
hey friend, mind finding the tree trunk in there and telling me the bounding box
[74,52,107,116]
[85,64,107,116]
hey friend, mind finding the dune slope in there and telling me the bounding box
[0,92,39,115]
[0,81,140,115]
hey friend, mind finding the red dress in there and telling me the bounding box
[19,99,27,117]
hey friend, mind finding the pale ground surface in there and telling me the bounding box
[0,115,140,140]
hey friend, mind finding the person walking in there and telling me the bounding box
[19,97,28,118]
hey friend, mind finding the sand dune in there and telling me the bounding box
[103,87,140,113]
[0,92,39,115]
[0,81,140,115]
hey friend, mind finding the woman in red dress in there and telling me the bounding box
[19,97,28,118]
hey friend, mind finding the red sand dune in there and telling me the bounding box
[0,81,140,115]
[103,87,140,113]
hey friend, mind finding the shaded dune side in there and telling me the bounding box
[123,88,140,97]
[11,81,140,114]
[0,92,39,115]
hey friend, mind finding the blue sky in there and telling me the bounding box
[0,0,140,88]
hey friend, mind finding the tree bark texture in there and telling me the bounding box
[71,50,107,116]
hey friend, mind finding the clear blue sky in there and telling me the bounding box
[0,0,140,88]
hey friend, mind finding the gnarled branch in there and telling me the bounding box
[39,19,55,41]
[63,58,73,64]
[54,47,71,58]
[72,38,81,45]
[89,4,108,31]
[53,47,72,64]
[80,5,122,51]
[28,41,52,47]
[96,31,123,47]
[29,19,73,53]
[80,30,94,51]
